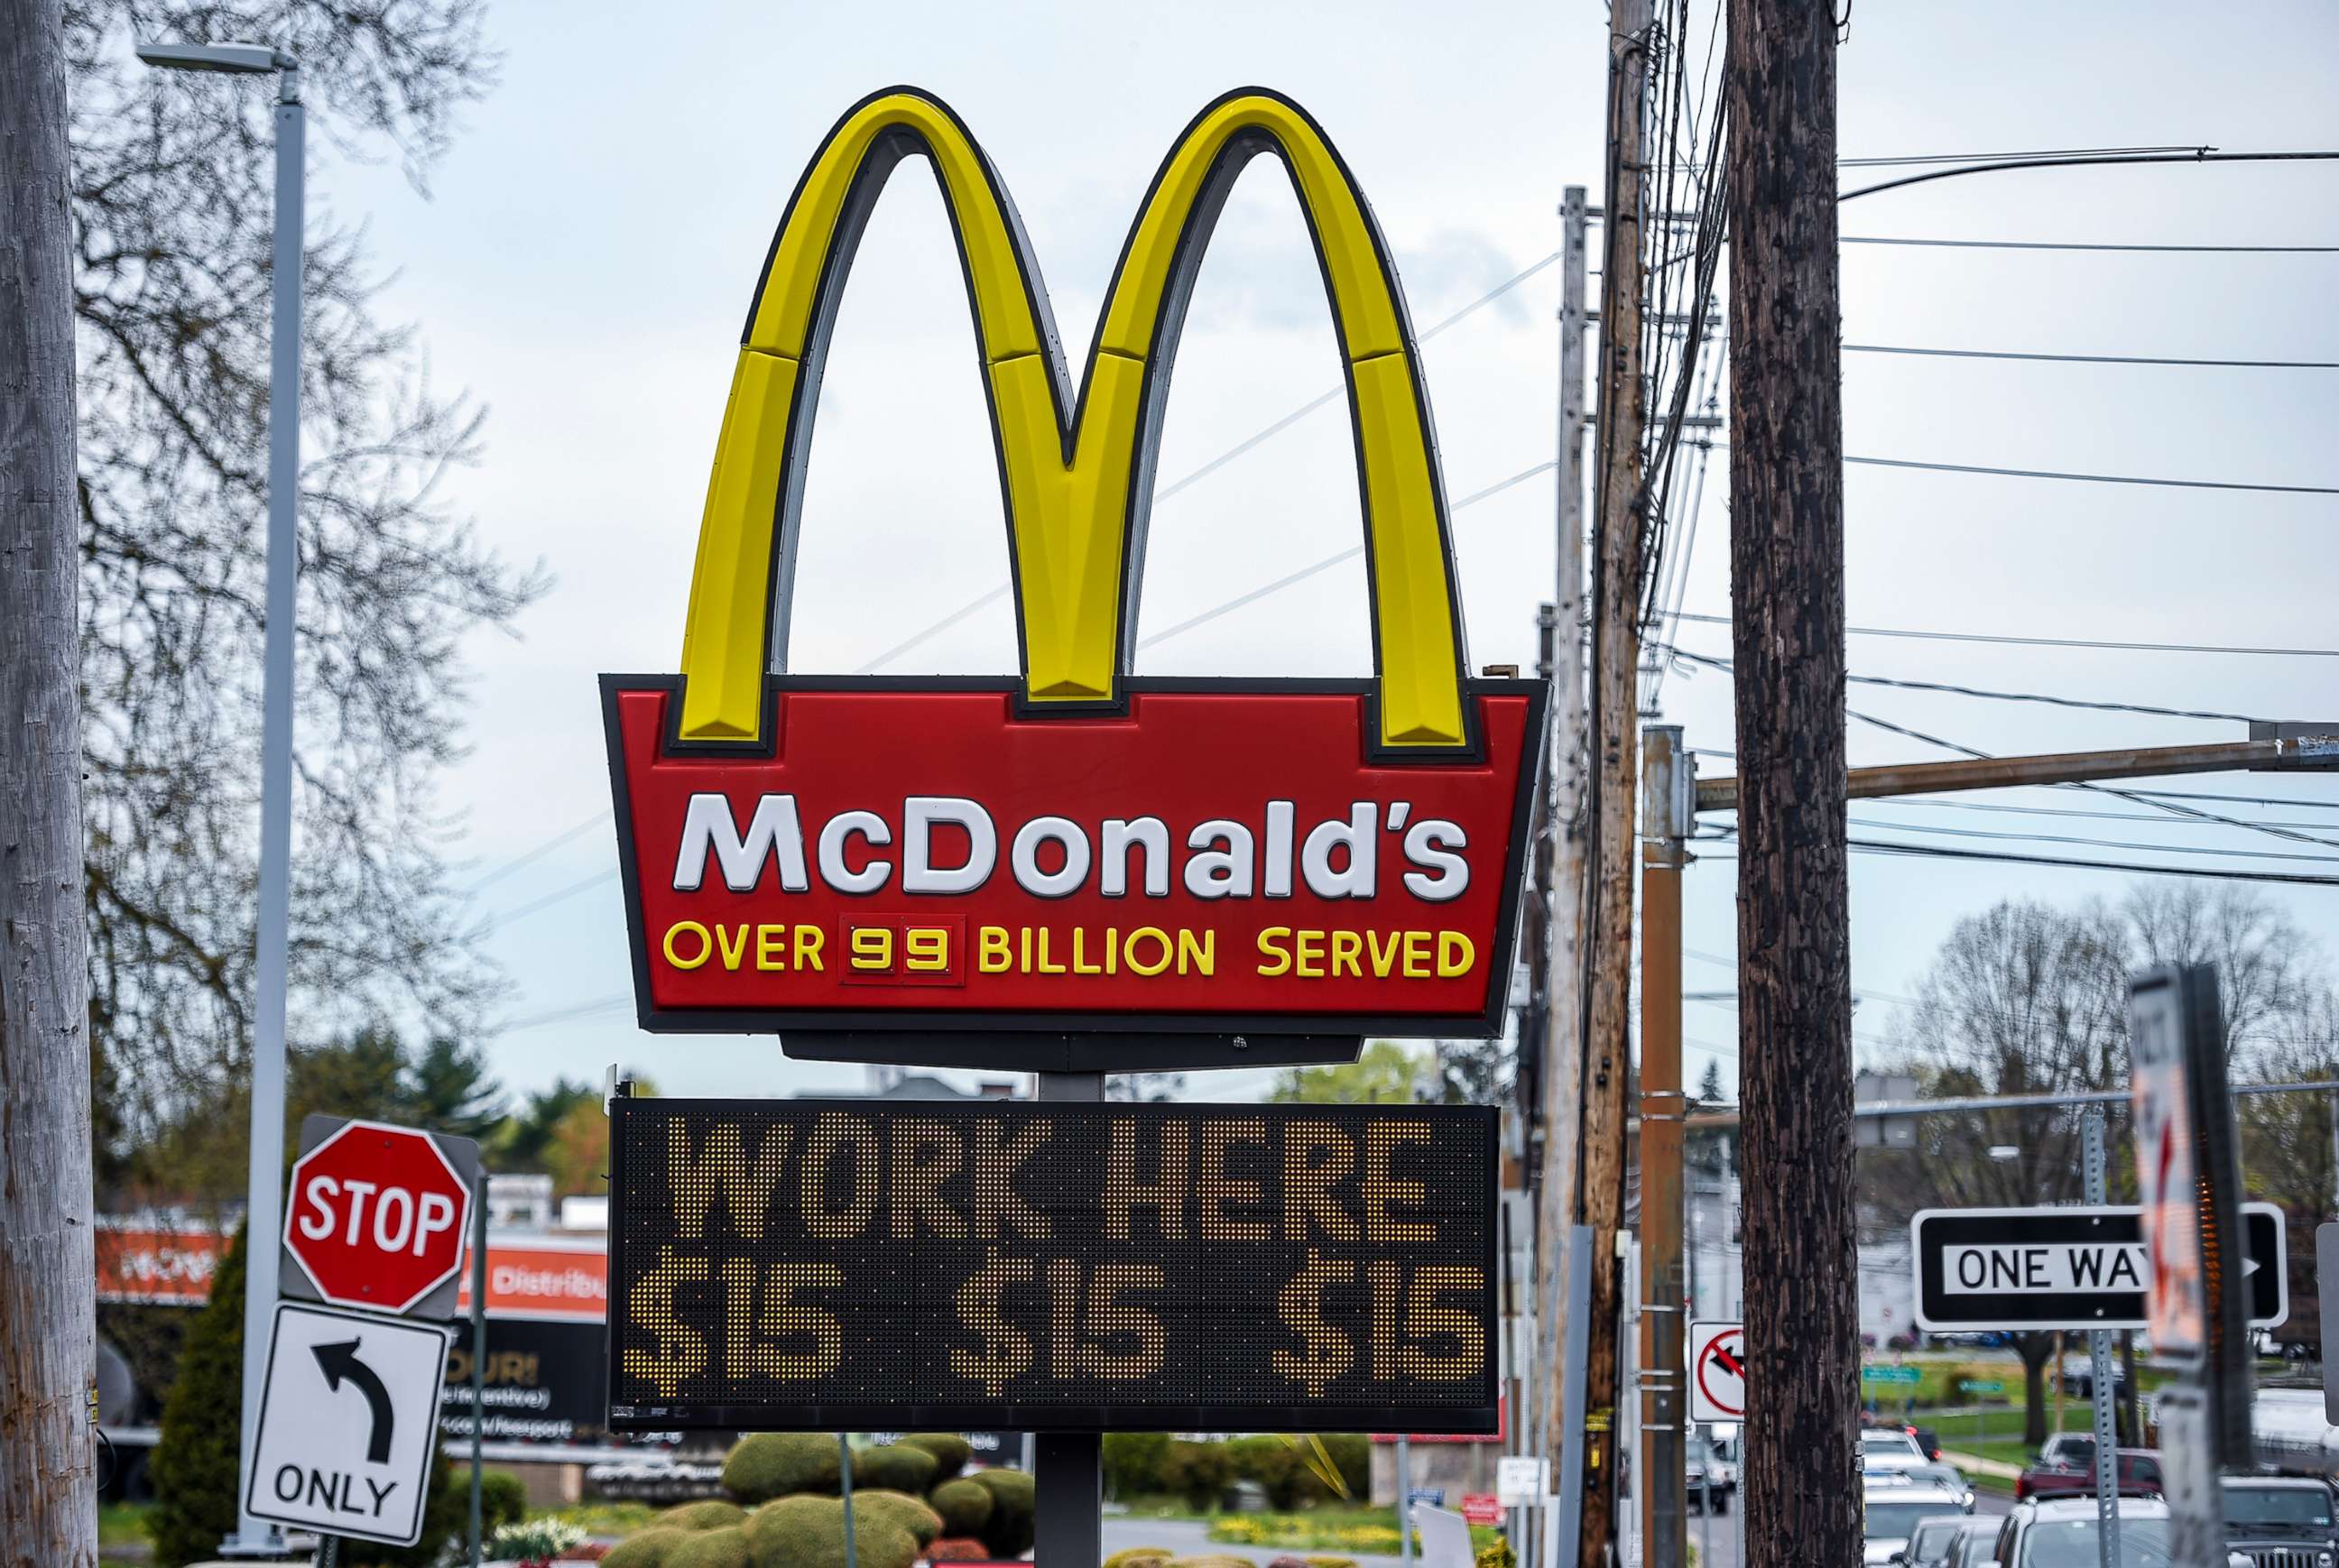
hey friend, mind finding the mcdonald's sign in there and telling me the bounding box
[604,88,1548,1058]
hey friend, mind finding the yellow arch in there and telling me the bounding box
[675,87,1470,750]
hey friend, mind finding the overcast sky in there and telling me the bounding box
[285,0,2339,1103]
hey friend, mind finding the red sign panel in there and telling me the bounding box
[605,677,1545,1038]
[284,1120,474,1314]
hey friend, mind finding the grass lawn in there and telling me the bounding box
[537,1500,661,1536]
[97,1501,151,1548]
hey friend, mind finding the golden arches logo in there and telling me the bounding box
[675,87,1473,752]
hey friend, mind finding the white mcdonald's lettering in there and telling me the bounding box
[669,794,1473,904]
[1941,1241,2149,1295]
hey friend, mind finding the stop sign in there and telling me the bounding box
[283,1119,474,1314]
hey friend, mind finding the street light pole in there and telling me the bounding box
[135,39,302,1556]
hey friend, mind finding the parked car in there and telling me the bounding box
[2036,1434,2095,1469]
[2015,1445,2165,1503]
[1904,1514,1993,1568]
[1984,1496,2175,1568]
[2061,1365,2131,1399]
[2222,1474,2339,1568]
[1687,1434,1736,1514]
[1937,1516,2004,1568]
[1865,1480,1970,1567]
[1909,1425,1945,1461]
[1902,1461,1977,1511]
[1864,1429,1930,1462]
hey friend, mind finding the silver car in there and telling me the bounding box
[1866,1482,1969,1568]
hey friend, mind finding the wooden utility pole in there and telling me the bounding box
[1536,182,1591,1486]
[0,0,98,1562]
[1581,0,1653,1561]
[1724,0,1859,1563]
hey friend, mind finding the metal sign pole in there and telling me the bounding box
[839,1434,858,1568]
[1398,1434,1414,1568]
[470,1170,488,1568]
[1551,1226,1594,1568]
[2083,1110,2120,1568]
[1033,1071,1103,1568]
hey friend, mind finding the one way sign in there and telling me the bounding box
[245,1302,451,1546]
[1911,1202,2287,1333]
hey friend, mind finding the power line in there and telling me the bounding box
[1668,609,2339,659]
[1836,148,2339,204]
[1841,235,2339,255]
[1844,342,2339,371]
[857,250,1563,676]
[1855,794,2339,833]
[491,993,633,1034]
[462,811,611,895]
[1665,645,2264,726]
[1697,834,2339,888]
[1842,452,2339,496]
[1838,815,2339,866]
[1135,461,1557,650]
[481,870,619,933]
[1835,144,2210,169]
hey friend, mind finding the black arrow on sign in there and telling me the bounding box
[313,1339,394,1463]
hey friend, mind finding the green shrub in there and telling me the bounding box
[1105,1548,1177,1568]
[726,1432,843,1501]
[1160,1441,1234,1511]
[852,1489,942,1545]
[1165,1556,1258,1568]
[745,1494,918,1568]
[1225,1436,1317,1509]
[1103,1432,1172,1498]
[481,1468,530,1536]
[1475,1541,1517,1568]
[661,1499,750,1531]
[605,1527,692,1568]
[969,1467,1036,1557]
[899,1432,973,1479]
[851,1443,939,1494]
[928,1476,994,1535]
[146,1224,248,1566]
[1305,1557,1360,1568]
[669,1526,753,1568]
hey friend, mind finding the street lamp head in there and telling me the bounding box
[134,40,291,75]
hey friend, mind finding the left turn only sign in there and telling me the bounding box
[246,1302,451,1546]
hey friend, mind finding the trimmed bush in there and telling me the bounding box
[928,1536,989,1563]
[852,1489,942,1545]
[1475,1542,1517,1568]
[1305,1558,1359,1568]
[605,1528,691,1568]
[1102,1432,1172,1498]
[726,1433,842,1501]
[1105,1548,1176,1568]
[1225,1436,1317,1509]
[1270,1556,1315,1568]
[1165,1556,1258,1568]
[969,1467,1036,1558]
[928,1476,994,1536]
[669,1527,754,1568]
[745,1494,917,1568]
[481,1469,531,1537]
[661,1499,750,1532]
[899,1432,972,1479]
[851,1443,939,1494]
[1160,1441,1234,1511]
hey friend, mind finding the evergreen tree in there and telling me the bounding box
[1696,1059,1725,1106]
[147,1224,248,1564]
[401,1036,504,1139]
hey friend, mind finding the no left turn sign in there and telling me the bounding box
[1689,1319,1743,1423]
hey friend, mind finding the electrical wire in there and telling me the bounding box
[1840,235,2339,254]
[1696,828,2339,887]
[481,870,619,934]
[1837,149,2339,204]
[856,247,1564,676]
[1667,609,2339,659]
[1838,816,2339,866]
[1844,343,2339,371]
[1852,794,2339,834]
[491,993,634,1034]
[462,811,612,895]
[1842,453,2339,496]
[1663,646,2264,726]
[1835,144,2210,169]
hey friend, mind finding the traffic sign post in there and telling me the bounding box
[245,1302,453,1547]
[1687,1321,1743,1425]
[1909,1202,2286,1333]
[282,1115,481,1318]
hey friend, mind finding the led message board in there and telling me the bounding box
[602,87,1547,1056]
[607,1100,1497,1433]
